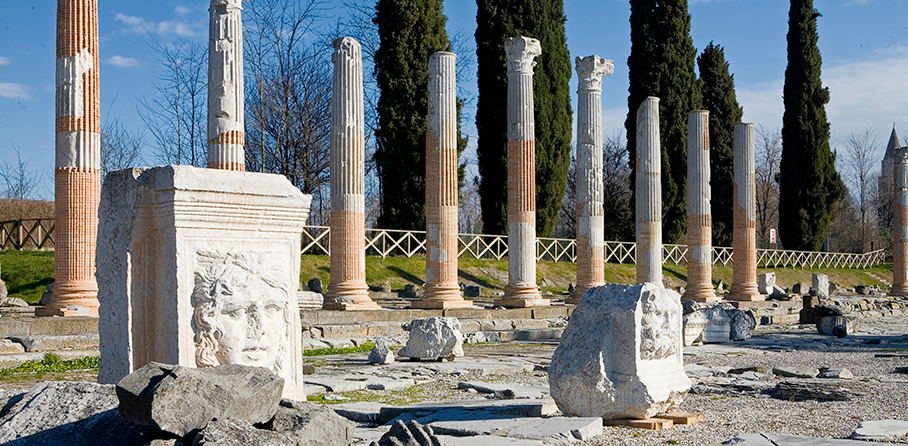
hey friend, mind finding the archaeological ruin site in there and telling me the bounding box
[0,1,907,446]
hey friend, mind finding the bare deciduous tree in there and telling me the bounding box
[755,125,781,248]
[101,116,145,178]
[0,146,42,200]
[838,127,881,252]
[138,41,208,167]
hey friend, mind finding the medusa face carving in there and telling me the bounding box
[192,251,292,374]
[639,289,680,361]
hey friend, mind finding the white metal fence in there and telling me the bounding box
[301,226,886,269]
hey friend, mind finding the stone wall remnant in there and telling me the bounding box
[500,36,549,308]
[43,0,102,317]
[207,0,245,171]
[683,111,717,302]
[635,97,663,285]
[96,165,310,399]
[727,123,764,301]
[571,55,614,303]
[418,51,471,309]
[324,37,380,310]
[548,283,690,419]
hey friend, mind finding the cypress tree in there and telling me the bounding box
[475,0,573,236]
[697,42,742,247]
[625,0,702,244]
[779,0,847,250]
[373,0,451,230]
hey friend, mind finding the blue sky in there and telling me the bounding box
[1,0,907,198]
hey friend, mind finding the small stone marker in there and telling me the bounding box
[368,339,395,365]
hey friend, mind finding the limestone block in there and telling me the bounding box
[727,309,756,341]
[0,339,25,354]
[298,291,324,310]
[852,420,908,442]
[548,283,690,419]
[97,166,310,399]
[682,303,731,345]
[9,334,99,352]
[398,317,463,360]
[0,381,156,445]
[368,339,395,364]
[116,362,284,437]
[812,273,829,298]
[270,399,355,446]
[194,419,294,446]
[758,273,775,295]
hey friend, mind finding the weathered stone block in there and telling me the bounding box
[398,317,463,360]
[812,273,830,299]
[758,273,775,295]
[548,283,690,419]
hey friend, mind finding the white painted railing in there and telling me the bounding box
[300,226,886,269]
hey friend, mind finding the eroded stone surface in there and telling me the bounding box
[194,418,294,446]
[269,399,355,446]
[398,317,464,360]
[548,283,690,419]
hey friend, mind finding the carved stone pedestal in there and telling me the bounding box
[96,165,310,400]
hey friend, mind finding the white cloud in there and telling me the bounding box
[0,83,29,99]
[174,6,192,15]
[114,12,198,38]
[107,55,140,68]
[0,56,10,66]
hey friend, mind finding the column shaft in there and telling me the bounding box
[43,0,101,317]
[891,148,908,295]
[207,0,245,171]
[417,52,470,309]
[324,37,379,310]
[571,56,613,303]
[727,123,764,301]
[635,97,662,285]
[682,111,717,302]
[500,37,548,308]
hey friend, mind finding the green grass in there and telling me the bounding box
[306,380,451,406]
[303,342,375,357]
[0,353,100,380]
[0,250,54,303]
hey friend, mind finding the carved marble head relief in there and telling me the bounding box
[639,288,680,361]
[192,251,291,374]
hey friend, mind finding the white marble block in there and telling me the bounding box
[97,165,311,400]
[758,273,776,295]
[548,283,690,419]
[812,273,830,299]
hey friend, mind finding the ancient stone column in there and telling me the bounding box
[500,37,549,308]
[41,0,101,317]
[416,52,471,309]
[891,147,908,296]
[324,37,379,310]
[207,0,245,171]
[570,55,614,304]
[682,111,717,302]
[727,123,764,301]
[635,97,662,286]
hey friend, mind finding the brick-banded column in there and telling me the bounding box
[682,111,717,302]
[891,147,908,296]
[500,37,549,308]
[324,37,379,310]
[570,55,614,303]
[42,0,101,317]
[728,123,764,301]
[417,52,471,309]
[207,0,245,171]
[635,97,662,285]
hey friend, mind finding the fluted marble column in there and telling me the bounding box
[635,97,662,286]
[42,0,101,317]
[570,55,614,304]
[682,111,717,302]
[324,37,379,310]
[207,0,245,171]
[500,37,549,308]
[891,147,908,296]
[416,52,471,309]
[728,123,764,301]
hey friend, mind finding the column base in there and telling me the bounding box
[499,283,549,308]
[725,284,765,302]
[37,282,99,317]
[681,288,720,302]
[889,284,908,297]
[324,282,379,310]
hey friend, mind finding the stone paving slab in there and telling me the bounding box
[456,381,548,399]
[724,433,905,445]
[8,334,99,352]
[426,414,534,436]
[437,435,551,446]
[0,317,98,338]
[332,401,391,423]
[304,377,370,393]
[378,399,558,424]
[851,420,908,442]
[506,417,603,442]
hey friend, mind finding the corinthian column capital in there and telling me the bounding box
[505,37,541,75]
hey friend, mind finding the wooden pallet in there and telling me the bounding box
[604,411,705,430]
